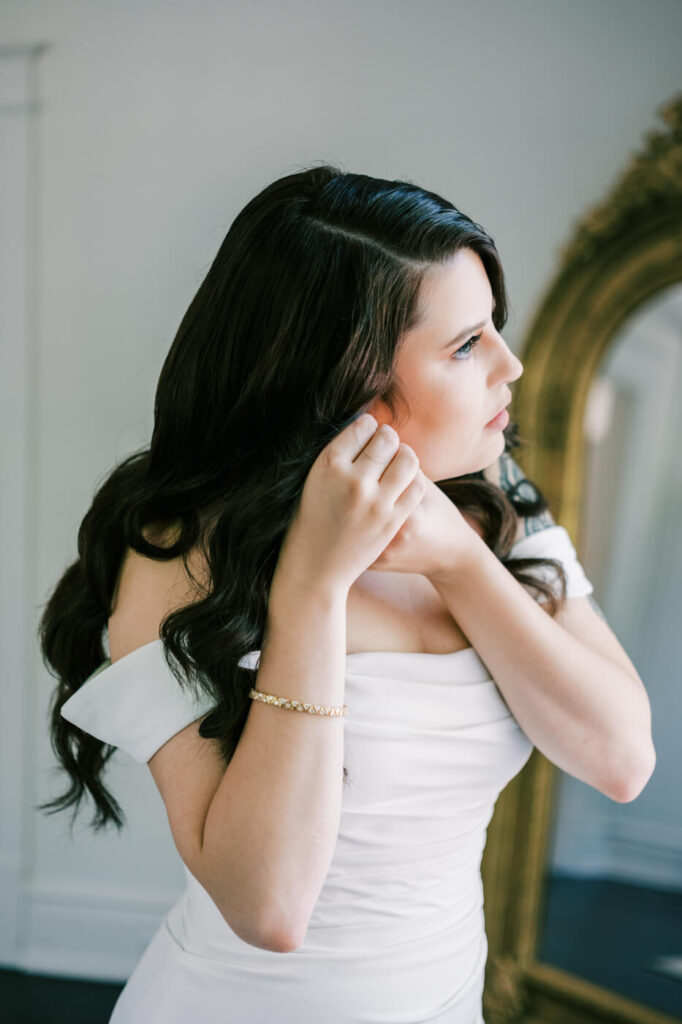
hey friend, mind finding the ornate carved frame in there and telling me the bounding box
[480,95,682,1024]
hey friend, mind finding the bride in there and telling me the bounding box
[40,164,654,1023]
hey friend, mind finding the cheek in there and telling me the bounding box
[408,381,471,445]
[394,364,476,446]
[430,376,472,430]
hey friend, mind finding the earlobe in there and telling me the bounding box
[364,397,393,429]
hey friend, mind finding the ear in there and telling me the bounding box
[365,394,413,433]
[364,397,394,429]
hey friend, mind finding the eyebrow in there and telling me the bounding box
[442,319,487,350]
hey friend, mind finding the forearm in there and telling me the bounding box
[428,537,654,800]
[198,572,348,949]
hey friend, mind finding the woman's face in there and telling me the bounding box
[367,248,524,482]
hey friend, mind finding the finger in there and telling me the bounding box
[329,413,380,461]
[377,443,420,494]
[354,424,401,477]
[393,466,426,515]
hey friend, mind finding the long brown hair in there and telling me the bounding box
[38,164,566,832]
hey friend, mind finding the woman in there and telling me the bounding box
[40,165,654,1023]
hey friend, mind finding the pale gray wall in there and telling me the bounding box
[1,0,680,980]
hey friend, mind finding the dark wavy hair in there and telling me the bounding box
[38,163,567,833]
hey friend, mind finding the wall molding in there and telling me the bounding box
[0,42,46,968]
[550,808,682,892]
[17,879,178,981]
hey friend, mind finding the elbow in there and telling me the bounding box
[246,892,313,953]
[189,862,306,954]
[238,921,305,954]
[219,915,298,953]
[221,904,307,954]
[263,926,305,954]
[259,909,309,953]
[606,741,656,804]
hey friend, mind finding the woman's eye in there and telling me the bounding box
[451,333,482,360]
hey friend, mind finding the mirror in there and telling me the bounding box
[539,282,682,1022]
[480,94,682,1024]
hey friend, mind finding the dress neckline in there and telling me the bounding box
[103,636,476,662]
[96,637,485,687]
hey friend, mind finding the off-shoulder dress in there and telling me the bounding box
[61,525,594,1024]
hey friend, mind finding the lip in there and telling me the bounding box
[485,400,511,428]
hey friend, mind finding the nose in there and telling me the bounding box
[506,348,524,383]
[492,335,523,385]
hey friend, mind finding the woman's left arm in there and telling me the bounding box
[484,452,638,660]
[430,453,656,803]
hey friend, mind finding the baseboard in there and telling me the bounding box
[551,812,682,891]
[5,879,181,982]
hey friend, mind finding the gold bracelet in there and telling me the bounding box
[248,688,348,717]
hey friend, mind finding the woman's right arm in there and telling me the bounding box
[189,567,349,953]
[145,414,424,953]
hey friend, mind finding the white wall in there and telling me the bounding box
[1,0,680,981]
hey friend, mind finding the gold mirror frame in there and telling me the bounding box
[480,94,682,1024]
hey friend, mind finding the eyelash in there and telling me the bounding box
[451,332,483,360]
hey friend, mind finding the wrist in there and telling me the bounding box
[425,533,489,587]
[270,562,350,609]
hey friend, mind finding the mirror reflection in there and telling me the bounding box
[537,283,682,1020]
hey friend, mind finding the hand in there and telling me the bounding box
[365,458,483,580]
[273,414,428,595]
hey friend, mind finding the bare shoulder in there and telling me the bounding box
[107,516,225,878]
[108,518,211,663]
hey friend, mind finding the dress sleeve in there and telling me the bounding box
[507,524,594,600]
[59,639,221,763]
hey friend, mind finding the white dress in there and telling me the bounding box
[60,525,594,1024]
